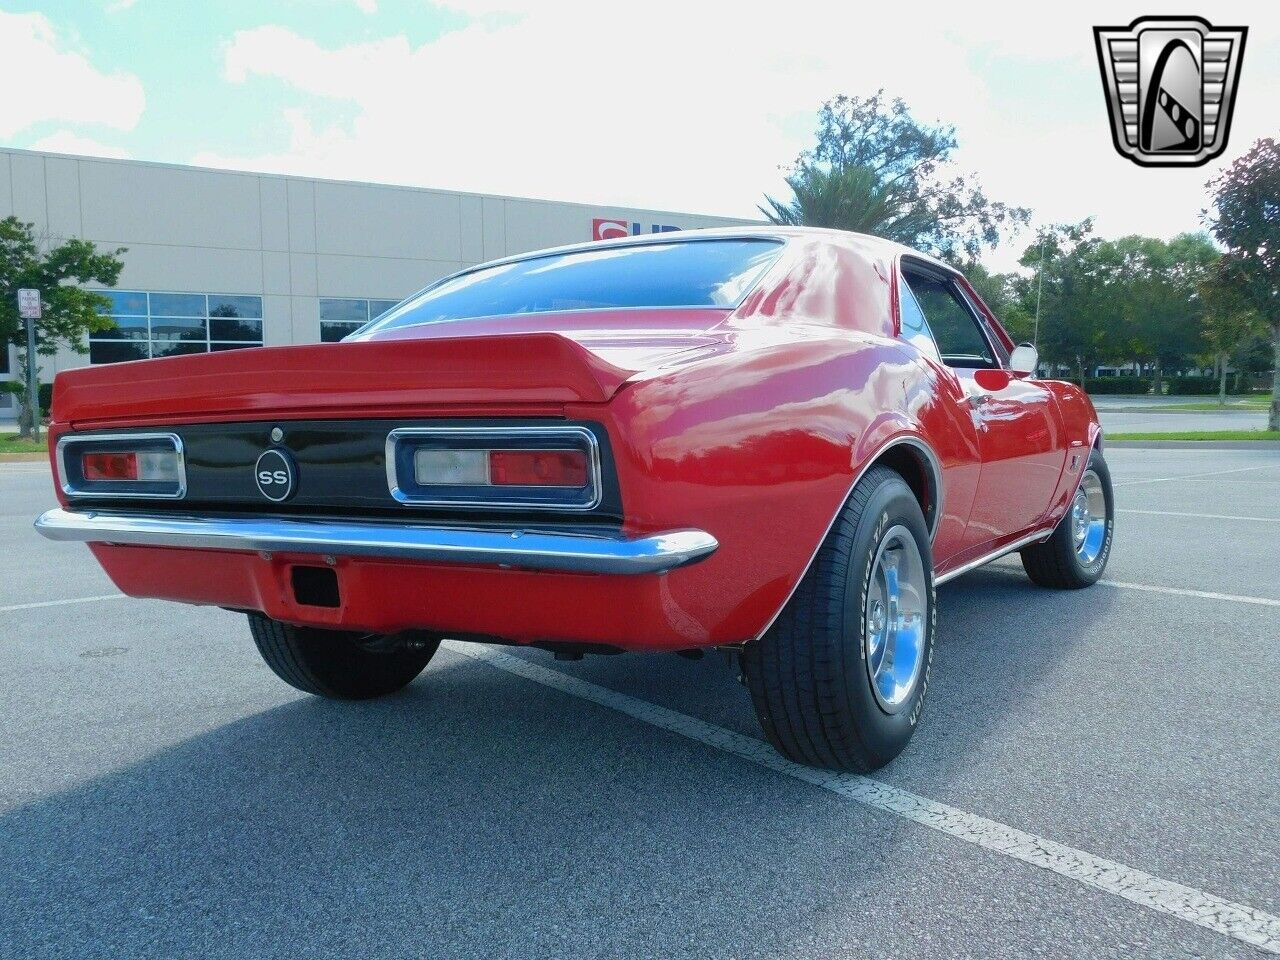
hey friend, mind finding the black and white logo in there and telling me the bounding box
[1094,16,1247,167]
[254,448,297,502]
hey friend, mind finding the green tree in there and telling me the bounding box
[0,216,126,437]
[762,92,1030,261]
[1200,261,1266,404]
[1014,221,1120,386]
[1013,227,1220,394]
[1110,233,1218,395]
[1204,137,1280,430]
[963,261,1034,344]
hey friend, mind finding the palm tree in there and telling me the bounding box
[760,92,1028,261]
[760,163,898,236]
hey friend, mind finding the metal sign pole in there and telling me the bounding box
[16,288,41,443]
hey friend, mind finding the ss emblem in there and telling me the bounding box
[254,449,297,503]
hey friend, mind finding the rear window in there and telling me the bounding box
[363,238,783,332]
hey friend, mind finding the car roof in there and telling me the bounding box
[456,225,959,279]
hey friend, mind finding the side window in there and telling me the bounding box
[903,270,997,369]
[897,275,940,360]
[958,287,1012,366]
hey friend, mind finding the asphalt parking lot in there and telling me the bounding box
[2,447,1277,959]
[1090,397,1271,434]
[1097,408,1269,434]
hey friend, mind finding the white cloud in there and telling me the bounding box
[204,0,1279,268]
[0,10,145,138]
[28,130,131,159]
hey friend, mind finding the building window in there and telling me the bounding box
[88,291,264,364]
[320,298,400,343]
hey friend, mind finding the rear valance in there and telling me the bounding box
[52,333,632,427]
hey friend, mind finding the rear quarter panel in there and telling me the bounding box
[574,339,979,644]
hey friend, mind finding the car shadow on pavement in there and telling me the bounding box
[0,568,1123,960]
[0,647,933,960]
[537,561,1125,789]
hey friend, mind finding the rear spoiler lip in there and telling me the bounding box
[51,332,634,428]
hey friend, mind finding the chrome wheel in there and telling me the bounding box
[864,525,928,714]
[1071,470,1108,566]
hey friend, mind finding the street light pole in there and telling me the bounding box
[1033,236,1045,350]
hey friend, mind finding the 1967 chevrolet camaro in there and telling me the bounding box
[36,227,1114,771]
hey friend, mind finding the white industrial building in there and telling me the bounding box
[0,147,752,413]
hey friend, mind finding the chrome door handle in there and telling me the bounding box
[967,393,992,407]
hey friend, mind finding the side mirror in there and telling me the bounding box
[1010,343,1038,377]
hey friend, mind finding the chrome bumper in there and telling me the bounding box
[34,508,718,575]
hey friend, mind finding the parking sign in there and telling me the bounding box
[17,288,41,319]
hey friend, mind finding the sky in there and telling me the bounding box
[0,0,1276,272]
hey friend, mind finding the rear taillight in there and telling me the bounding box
[490,450,588,487]
[82,452,138,481]
[388,426,601,511]
[81,450,181,483]
[414,448,589,488]
[57,433,186,499]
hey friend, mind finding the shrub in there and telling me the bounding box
[1082,377,1147,395]
[1169,377,1219,396]
[0,381,53,415]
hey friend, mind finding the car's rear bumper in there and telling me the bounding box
[34,508,718,576]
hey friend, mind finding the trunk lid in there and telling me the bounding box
[53,309,731,427]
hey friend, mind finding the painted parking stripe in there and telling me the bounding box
[979,566,1280,608]
[0,594,126,613]
[1119,508,1280,523]
[1113,465,1270,487]
[1098,580,1280,608]
[444,640,1280,954]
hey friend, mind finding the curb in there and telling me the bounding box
[0,453,48,463]
[1106,440,1280,451]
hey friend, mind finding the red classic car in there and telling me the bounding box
[36,227,1113,771]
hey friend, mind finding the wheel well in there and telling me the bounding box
[871,441,940,540]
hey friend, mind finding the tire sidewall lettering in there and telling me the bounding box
[857,502,932,726]
[857,512,891,664]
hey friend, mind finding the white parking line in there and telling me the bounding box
[0,594,126,613]
[1098,580,1280,608]
[1119,508,1280,523]
[1113,465,1270,487]
[444,640,1280,954]
[979,566,1280,608]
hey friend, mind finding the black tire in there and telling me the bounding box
[742,466,936,772]
[248,614,438,699]
[1020,448,1114,589]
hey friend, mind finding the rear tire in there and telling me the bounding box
[248,614,438,699]
[1020,448,1114,589]
[742,466,935,772]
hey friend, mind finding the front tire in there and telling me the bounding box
[743,467,935,772]
[1020,448,1114,589]
[248,614,438,699]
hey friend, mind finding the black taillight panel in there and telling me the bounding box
[57,419,623,524]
